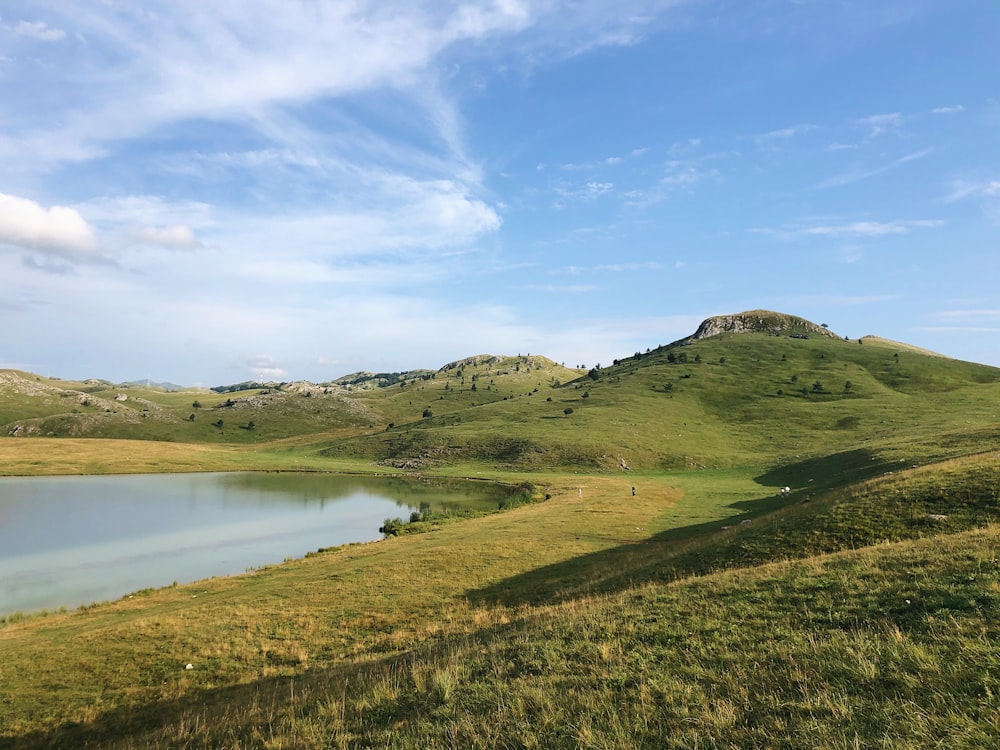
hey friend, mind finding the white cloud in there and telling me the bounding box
[749,124,813,147]
[553,180,614,204]
[945,179,1000,202]
[813,149,931,189]
[801,219,943,238]
[0,193,99,258]
[931,105,964,115]
[929,309,1000,322]
[754,218,944,239]
[527,284,598,293]
[595,261,663,272]
[127,226,202,250]
[856,112,903,138]
[8,19,66,41]
[245,355,288,381]
[945,178,1000,223]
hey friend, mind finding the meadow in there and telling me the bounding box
[1,316,998,747]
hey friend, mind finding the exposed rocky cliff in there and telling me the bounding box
[673,310,842,345]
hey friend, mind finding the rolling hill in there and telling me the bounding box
[1,310,999,748]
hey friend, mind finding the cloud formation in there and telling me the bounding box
[0,194,98,257]
[6,19,66,41]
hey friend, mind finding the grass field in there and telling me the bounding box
[1,318,999,747]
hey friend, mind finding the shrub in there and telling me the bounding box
[379,517,405,537]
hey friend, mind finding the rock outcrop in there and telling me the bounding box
[673,310,841,345]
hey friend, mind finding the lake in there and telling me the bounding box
[0,471,500,617]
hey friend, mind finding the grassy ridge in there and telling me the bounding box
[3,338,999,472]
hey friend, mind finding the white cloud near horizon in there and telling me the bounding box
[929,309,1000,322]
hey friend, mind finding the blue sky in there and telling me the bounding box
[1,1,998,385]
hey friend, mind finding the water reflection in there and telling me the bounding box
[0,472,496,616]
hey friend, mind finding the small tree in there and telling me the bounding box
[422,408,433,418]
[844,381,853,394]
[563,407,574,416]
[192,400,201,409]
[812,381,824,393]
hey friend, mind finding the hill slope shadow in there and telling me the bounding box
[753,448,907,493]
[466,451,919,609]
[465,490,795,608]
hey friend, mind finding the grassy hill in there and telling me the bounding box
[1,310,999,747]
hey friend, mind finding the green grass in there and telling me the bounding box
[2,329,1000,746]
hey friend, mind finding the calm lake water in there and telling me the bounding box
[0,472,499,616]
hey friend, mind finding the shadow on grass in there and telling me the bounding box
[753,448,907,493]
[467,450,911,609]
[1,660,361,749]
[465,490,796,608]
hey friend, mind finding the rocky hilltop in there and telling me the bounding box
[673,310,842,345]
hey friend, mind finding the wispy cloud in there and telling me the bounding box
[623,154,723,208]
[595,261,663,272]
[753,218,944,239]
[559,148,649,171]
[931,105,964,115]
[747,124,814,147]
[5,19,66,41]
[553,180,614,206]
[945,178,1000,223]
[825,142,859,152]
[527,283,598,293]
[813,148,931,189]
[245,355,288,381]
[944,178,1000,202]
[929,309,1000,322]
[856,112,903,139]
[126,226,202,250]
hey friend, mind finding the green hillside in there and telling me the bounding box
[319,327,1000,475]
[1,311,999,747]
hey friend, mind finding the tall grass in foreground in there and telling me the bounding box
[15,525,997,749]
